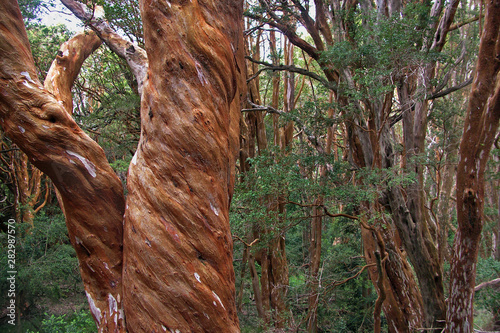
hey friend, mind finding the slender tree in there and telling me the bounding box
[447,0,500,330]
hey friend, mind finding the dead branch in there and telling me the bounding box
[474,278,500,292]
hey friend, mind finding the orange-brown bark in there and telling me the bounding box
[0,1,125,331]
[446,0,500,330]
[122,0,244,331]
[44,31,102,113]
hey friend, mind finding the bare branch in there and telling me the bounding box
[244,11,319,60]
[474,278,500,292]
[428,76,473,100]
[245,56,336,91]
[233,235,260,247]
[448,14,484,32]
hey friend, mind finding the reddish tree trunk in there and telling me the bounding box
[1,0,246,331]
[0,1,126,330]
[122,0,245,331]
[446,1,500,330]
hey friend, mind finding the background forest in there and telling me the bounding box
[0,0,499,332]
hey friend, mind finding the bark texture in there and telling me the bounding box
[122,0,245,331]
[446,0,500,330]
[44,31,102,113]
[0,1,125,331]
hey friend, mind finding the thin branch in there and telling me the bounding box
[0,148,20,153]
[287,200,359,220]
[448,14,484,32]
[245,56,336,91]
[233,235,260,248]
[324,263,376,290]
[246,2,319,60]
[474,278,500,292]
[245,100,326,153]
[428,76,474,100]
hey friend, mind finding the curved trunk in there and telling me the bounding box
[0,1,125,331]
[44,31,103,113]
[122,0,245,331]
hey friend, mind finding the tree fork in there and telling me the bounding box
[0,1,126,331]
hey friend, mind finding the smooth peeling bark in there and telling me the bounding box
[446,0,500,331]
[0,1,125,331]
[122,0,244,331]
[44,30,102,113]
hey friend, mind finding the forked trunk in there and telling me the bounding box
[0,2,125,330]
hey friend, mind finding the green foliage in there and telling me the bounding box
[18,0,51,22]
[323,3,437,70]
[231,141,381,331]
[474,257,500,315]
[0,209,82,310]
[26,23,72,82]
[95,0,143,46]
[72,48,140,161]
[27,310,96,333]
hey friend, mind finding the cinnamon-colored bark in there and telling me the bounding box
[0,1,125,331]
[122,0,244,331]
[446,0,500,330]
[44,31,102,113]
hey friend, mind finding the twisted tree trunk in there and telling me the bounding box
[1,0,245,331]
[122,0,245,331]
[0,2,126,330]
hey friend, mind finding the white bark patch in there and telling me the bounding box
[131,151,138,165]
[210,202,219,216]
[119,309,124,320]
[108,293,118,315]
[22,80,36,89]
[66,150,97,177]
[194,272,201,283]
[195,62,208,86]
[20,71,35,83]
[86,291,102,324]
[86,262,95,272]
[212,291,225,310]
[18,126,25,133]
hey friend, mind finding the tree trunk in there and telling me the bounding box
[122,0,245,331]
[446,1,500,330]
[0,1,126,330]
